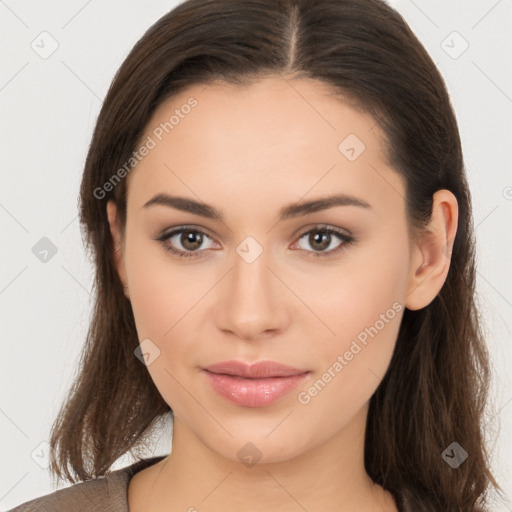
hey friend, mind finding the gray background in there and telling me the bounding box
[1,0,511,510]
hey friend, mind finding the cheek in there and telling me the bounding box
[304,229,408,340]
[123,240,194,410]
[293,288,405,442]
[296,230,409,399]
[123,226,207,339]
[123,230,212,402]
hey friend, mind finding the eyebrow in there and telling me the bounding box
[142,193,371,221]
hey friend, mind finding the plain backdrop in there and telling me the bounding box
[1,1,511,510]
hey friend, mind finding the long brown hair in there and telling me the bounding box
[48,0,501,509]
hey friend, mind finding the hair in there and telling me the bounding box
[48,0,502,509]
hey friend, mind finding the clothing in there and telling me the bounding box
[7,456,166,512]
[8,456,486,512]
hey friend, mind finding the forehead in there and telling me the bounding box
[125,76,404,218]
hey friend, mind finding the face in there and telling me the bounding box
[109,76,419,464]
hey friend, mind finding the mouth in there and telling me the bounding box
[202,360,310,407]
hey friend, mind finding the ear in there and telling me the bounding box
[405,189,458,311]
[106,200,130,300]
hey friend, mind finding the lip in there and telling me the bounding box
[205,360,308,379]
[203,360,310,407]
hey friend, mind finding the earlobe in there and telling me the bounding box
[405,190,458,311]
[106,200,130,299]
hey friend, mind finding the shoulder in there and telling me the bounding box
[7,468,131,512]
[7,456,166,512]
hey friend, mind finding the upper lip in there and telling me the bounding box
[204,360,309,379]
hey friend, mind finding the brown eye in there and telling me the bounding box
[308,231,332,251]
[180,230,204,251]
[295,227,355,258]
[155,227,216,258]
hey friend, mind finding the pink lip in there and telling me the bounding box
[203,360,310,407]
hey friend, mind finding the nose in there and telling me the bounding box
[214,241,290,341]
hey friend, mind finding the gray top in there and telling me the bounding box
[7,456,166,512]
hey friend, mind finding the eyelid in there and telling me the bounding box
[155,224,216,241]
[292,222,352,239]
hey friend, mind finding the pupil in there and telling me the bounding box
[311,232,329,251]
[183,231,202,250]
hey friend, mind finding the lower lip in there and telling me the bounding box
[203,370,309,407]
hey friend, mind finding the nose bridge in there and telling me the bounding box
[232,235,271,297]
[216,234,286,338]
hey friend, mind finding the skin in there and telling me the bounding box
[107,76,458,511]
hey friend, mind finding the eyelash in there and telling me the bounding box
[154,224,355,259]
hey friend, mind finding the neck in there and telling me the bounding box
[148,404,397,512]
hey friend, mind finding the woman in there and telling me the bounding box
[9,0,501,510]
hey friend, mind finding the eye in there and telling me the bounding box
[154,224,355,259]
[293,225,355,258]
[155,226,217,258]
